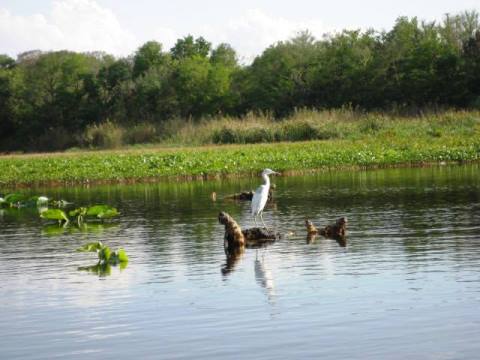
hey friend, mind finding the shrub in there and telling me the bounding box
[359,116,384,134]
[35,127,77,151]
[83,120,124,149]
[123,123,157,145]
[243,127,276,143]
[212,126,238,143]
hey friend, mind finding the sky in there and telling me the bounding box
[0,0,478,62]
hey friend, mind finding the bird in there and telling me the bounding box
[251,168,279,228]
[254,251,276,304]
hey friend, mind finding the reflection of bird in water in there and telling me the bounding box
[252,169,280,228]
[254,251,276,304]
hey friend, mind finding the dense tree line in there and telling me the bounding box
[0,11,479,151]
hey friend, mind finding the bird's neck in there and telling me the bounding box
[262,174,270,187]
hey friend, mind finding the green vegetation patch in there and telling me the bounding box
[1,112,479,186]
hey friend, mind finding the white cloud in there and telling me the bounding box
[0,3,328,62]
[203,9,328,63]
[0,0,137,57]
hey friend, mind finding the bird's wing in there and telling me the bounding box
[251,185,264,215]
[251,185,269,215]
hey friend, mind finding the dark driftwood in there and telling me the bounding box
[305,218,348,246]
[218,212,277,252]
[305,217,347,237]
[227,190,255,201]
[225,184,276,201]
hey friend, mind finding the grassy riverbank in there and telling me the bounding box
[1,110,480,187]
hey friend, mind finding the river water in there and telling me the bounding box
[1,165,479,359]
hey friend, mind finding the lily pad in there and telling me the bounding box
[40,209,69,223]
[116,248,129,263]
[4,193,27,205]
[86,205,120,219]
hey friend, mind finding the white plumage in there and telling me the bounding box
[251,168,279,227]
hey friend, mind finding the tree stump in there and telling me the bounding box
[305,217,347,237]
[218,212,277,252]
[305,217,348,246]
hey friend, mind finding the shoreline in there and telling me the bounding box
[1,155,477,189]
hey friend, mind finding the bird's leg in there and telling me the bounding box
[260,212,267,229]
[254,215,259,227]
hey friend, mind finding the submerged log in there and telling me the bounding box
[225,184,276,201]
[305,217,347,238]
[228,190,255,201]
[218,212,277,251]
[305,217,348,243]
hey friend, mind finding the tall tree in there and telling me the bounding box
[133,41,165,78]
[171,35,211,59]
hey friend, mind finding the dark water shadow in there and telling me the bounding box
[78,261,128,277]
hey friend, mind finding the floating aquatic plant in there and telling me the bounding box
[68,205,119,226]
[76,241,128,265]
[77,241,128,277]
[0,191,121,228]
[0,193,75,209]
[40,208,70,224]
[3,193,28,207]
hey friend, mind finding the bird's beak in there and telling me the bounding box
[274,171,281,175]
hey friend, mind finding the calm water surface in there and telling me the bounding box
[1,165,480,359]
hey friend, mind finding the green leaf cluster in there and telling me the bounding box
[1,11,480,152]
[38,203,119,225]
[0,193,65,208]
[0,192,120,226]
[40,209,69,224]
[76,241,129,265]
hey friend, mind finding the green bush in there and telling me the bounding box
[359,116,384,134]
[35,127,78,151]
[281,121,318,141]
[243,127,275,143]
[212,127,239,143]
[83,120,125,149]
[123,123,158,145]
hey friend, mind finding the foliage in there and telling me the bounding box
[1,10,480,151]
[83,120,125,148]
[0,190,119,226]
[0,109,479,185]
[123,122,158,144]
[1,193,49,208]
[133,41,164,78]
[1,193,126,274]
[4,193,28,205]
[170,35,211,59]
[76,241,129,265]
[85,205,120,219]
[59,204,119,224]
[40,208,69,224]
[1,192,119,224]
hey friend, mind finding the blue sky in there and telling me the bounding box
[1,0,478,61]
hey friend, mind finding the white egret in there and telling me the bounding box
[251,168,279,228]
